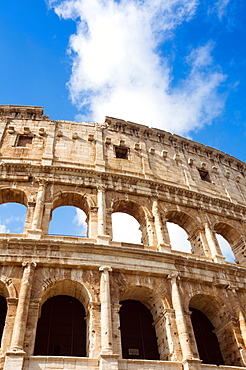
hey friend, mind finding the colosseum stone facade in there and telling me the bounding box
[0,105,246,370]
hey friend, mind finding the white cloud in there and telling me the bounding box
[47,0,226,135]
[112,212,142,244]
[0,224,10,233]
[215,0,231,20]
[73,208,87,236]
[166,222,191,253]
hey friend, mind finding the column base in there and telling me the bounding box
[213,254,226,263]
[4,350,25,370]
[158,243,172,253]
[97,235,111,245]
[99,353,119,370]
[182,358,202,370]
[27,229,42,239]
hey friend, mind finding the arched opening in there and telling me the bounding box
[0,296,7,346]
[49,206,87,237]
[0,203,27,233]
[112,200,151,245]
[189,307,224,365]
[216,233,235,263]
[112,212,142,244]
[166,222,191,253]
[34,295,86,357]
[120,300,159,360]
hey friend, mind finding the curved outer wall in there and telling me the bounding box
[0,105,246,370]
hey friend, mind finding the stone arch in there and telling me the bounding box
[111,200,154,246]
[52,191,90,215]
[39,279,91,312]
[189,293,242,366]
[119,285,169,360]
[49,192,92,237]
[165,209,200,236]
[0,187,28,206]
[34,279,91,357]
[213,221,244,263]
[120,285,167,315]
[0,277,16,299]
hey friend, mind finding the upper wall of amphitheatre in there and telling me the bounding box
[0,104,245,206]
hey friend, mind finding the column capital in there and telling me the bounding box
[97,185,106,193]
[167,272,180,281]
[22,261,37,269]
[35,178,47,187]
[99,266,112,273]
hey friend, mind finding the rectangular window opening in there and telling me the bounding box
[198,169,211,183]
[16,135,33,147]
[115,146,129,159]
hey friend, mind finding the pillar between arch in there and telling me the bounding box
[27,180,46,239]
[168,273,200,363]
[97,187,111,245]
[1,298,18,354]
[204,220,226,263]
[87,301,101,358]
[99,266,114,356]
[4,262,36,370]
[152,198,171,253]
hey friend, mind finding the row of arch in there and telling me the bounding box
[0,187,244,263]
[0,276,243,366]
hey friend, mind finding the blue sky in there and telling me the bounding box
[0,0,245,261]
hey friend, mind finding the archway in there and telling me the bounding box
[189,307,224,365]
[166,222,191,253]
[0,296,7,347]
[214,222,241,263]
[34,295,86,356]
[0,203,27,234]
[112,212,142,244]
[216,233,235,263]
[112,200,151,245]
[49,206,87,237]
[120,300,159,360]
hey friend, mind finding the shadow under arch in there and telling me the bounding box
[34,279,91,357]
[0,187,28,206]
[52,191,90,214]
[189,293,241,366]
[214,222,243,263]
[0,188,28,234]
[40,279,91,310]
[112,200,151,245]
[0,280,10,350]
[119,285,168,360]
[165,210,200,236]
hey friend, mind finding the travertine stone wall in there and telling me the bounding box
[0,105,246,370]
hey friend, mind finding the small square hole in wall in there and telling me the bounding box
[16,135,33,147]
[115,146,129,159]
[198,169,211,182]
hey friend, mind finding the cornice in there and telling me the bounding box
[1,161,246,220]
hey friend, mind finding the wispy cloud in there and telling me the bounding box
[0,224,10,233]
[47,0,226,135]
[215,0,231,20]
[73,208,87,236]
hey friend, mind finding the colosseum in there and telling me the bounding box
[0,104,246,370]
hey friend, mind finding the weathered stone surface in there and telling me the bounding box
[0,105,246,369]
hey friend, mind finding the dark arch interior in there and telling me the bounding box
[34,295,86,357]
[120,300,159,360]
[0,295,7,344]
[190,307,224,365]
